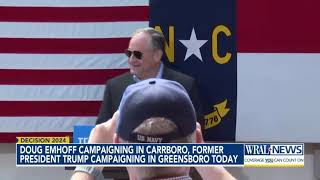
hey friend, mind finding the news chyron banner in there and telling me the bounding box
[150,0,237,141]
[16,139,304,167]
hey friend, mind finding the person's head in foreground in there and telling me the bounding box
[125,27,165,80]
[114,78,200,180]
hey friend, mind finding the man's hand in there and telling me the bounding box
[194,122,236,180]
[195,122,204,144]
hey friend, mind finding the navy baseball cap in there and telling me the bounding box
[116,78,197,143]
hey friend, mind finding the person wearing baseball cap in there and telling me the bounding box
[72,79,235,180]
[115,78,197,180]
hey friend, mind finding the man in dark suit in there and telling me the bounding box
[96,27,203,125]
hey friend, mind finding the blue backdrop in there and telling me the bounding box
[149,0,237,141]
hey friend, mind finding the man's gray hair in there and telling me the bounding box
[133,27,166,52]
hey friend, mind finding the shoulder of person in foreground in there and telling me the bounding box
[71,112,118,180]
[90,111,118,144]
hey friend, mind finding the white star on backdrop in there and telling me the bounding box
[179,28,208,62]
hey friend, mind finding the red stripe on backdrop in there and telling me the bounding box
[0,38,130,54]
[0,6,149,22]
[0,132,73,143]
[237,0,320,53]
[0,101,101,116]
[0,69,128,85]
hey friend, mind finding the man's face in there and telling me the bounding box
[127,32,161,80]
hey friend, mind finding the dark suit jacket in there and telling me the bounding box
[96,66,203,125]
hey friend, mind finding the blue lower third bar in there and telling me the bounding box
[16,143,244,166]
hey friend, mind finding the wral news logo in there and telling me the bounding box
[244,144,304,167]
[245,144,304,155]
